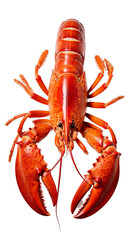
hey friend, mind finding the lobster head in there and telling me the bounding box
[48,72,87,150]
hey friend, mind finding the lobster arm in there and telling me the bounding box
[15,121,58,216]
[71,122,120,218]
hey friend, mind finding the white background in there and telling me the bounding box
[0,0,133,239]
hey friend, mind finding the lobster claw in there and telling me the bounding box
[71,150,120,218]
[16,141,58,215]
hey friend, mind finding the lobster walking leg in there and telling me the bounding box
[14,74,48,105]
[87,56,113,98]
[87,96,124,109]
[35,50,49,96]
[71,122,120,218]
[6,110,49,136]
[85,113,117,146]
[87,56,105,94]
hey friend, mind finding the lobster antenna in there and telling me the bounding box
[55,151,64,231]
[69,150,87,183]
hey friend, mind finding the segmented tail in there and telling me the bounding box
[55,19,85,77]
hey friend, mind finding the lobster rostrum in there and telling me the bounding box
[6,19,124,219]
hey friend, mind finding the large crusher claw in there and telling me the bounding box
[16,140,58,215]
[71,149,120,218]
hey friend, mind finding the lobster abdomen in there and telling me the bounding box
[55,19,85,77]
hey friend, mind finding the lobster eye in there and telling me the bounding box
[58,122,63,128]
[70,123,75,128]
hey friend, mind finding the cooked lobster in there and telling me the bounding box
[6,19,124,219]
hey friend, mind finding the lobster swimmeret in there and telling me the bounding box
[6,19,124,219]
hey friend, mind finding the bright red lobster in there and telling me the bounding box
[6,19,124,219]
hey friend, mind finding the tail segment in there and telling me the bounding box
[55,19,85,77]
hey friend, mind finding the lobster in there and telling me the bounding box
[6,19,124,219]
